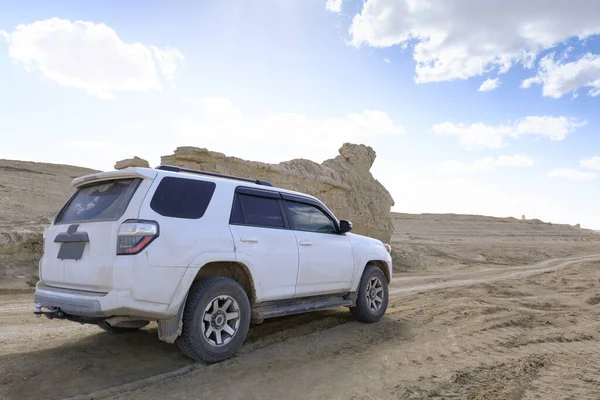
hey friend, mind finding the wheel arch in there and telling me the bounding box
[366,260,391,283]
[158,255,257,344]
[193,261,257,304]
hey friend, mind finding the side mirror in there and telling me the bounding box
[339,220,352,233]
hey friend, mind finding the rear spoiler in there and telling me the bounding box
[71,167,158,189]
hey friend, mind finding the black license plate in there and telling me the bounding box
[57,242,85,260]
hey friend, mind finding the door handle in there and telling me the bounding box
[240,236,259,243]
[299,240,313,246]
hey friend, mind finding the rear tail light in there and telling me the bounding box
[117,220,159,255]
[384,243,392,253]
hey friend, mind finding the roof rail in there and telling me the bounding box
[156,165,274,187]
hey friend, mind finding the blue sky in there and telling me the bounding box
[1,0,599,228]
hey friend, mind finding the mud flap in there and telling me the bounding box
[157,294,188,343]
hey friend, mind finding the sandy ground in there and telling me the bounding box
[1,254,599,400]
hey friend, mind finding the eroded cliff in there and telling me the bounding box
[160,143,395,243]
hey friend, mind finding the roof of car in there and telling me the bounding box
[72,166,320,202]
[155,167,320,200]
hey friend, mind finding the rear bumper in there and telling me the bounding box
[34,282,177,320]
[34,285,104,317]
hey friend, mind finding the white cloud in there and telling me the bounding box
[384,58,391,64]
[2,18,183,99]
[548,168,597,181]
[514,116,585,141]
[151,46,184,81]
[439,154,534,173]
[326,0,343,13]
[433,116,585,149]
[348,0,600,83]
[176,97,404,163]
[478,78,501,92]
[521,76,542,88]
[521,53,600,98]
[495,154,535,167]
[432,122,510,149]
[580,156,600,171]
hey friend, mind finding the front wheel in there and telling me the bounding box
[350,265,389,323]
[176,277,251,363]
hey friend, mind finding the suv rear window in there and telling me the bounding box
[57,178,141,224]
[150,177,216,219]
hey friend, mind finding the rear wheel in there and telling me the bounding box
[350,265,388,323]
[176,277,251,363]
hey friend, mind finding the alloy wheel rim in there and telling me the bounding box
[365,276,384,312]
[202,295,241,346]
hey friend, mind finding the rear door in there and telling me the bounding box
[282,197,354,296]
[40,177,151,292]
[228,188,299,301]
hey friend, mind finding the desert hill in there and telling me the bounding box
[0,159,98,288]
[390,212,600,272]
[0,159,98,227]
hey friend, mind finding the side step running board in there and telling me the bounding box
[251,293,355,324]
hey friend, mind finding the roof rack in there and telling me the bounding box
[156,165,274,187]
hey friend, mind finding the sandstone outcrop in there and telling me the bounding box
[114,156,150,170]
[161,143,395,243]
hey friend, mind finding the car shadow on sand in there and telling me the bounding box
[0,326,189,400]
[0,309,358,400]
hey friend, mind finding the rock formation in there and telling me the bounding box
[161,143,395,243]
[114,156,150,170]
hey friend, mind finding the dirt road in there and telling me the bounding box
[1,255,600,400]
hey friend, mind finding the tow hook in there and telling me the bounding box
[33,303,66,319]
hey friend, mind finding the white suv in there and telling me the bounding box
[34,165,392,363]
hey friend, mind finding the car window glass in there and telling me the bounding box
[150,177,216,219]
[284,201,336,233]
[237,194,284,228]
[230,195,244,224]
[58,178,140,223]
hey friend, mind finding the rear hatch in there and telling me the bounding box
[40,169,155,292]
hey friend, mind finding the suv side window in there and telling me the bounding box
[232,194,285,228]
[150,177,216,219]
[284,201,337,234]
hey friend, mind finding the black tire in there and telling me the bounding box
[176,277,251,363]
[350,265,389,323]
[97,320,148,333]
